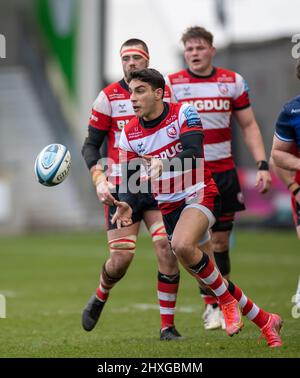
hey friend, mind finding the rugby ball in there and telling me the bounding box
[34,144,71,186]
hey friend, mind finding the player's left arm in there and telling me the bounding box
[235,106,272,193]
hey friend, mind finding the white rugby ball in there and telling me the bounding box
[34,144,71,186]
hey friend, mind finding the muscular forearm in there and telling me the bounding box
[241,123,267,163]
[270,157,295,186]
[271,149,300,171]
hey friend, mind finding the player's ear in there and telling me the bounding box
[155,88,164,100]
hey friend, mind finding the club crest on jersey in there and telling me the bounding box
[218,83,229,95]
[166,124,177,139]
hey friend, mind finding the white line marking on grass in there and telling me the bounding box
[0,290,17,297]
[112,303,198,313]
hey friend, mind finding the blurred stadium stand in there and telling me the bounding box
[0,0,102,233]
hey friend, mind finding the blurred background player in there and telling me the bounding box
[113,68,283,347]
[271,59,300,239]
[81,39,182,340]
[271,59,300,307]
[165,26,272,330]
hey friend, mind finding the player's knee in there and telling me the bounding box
[212,234,230,252]
[108,251,133,276]
[155,239,177,268]
[171,239,194,259]
[108,235,136,274]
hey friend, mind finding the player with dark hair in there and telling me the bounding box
[165,26,272,330]
[81,39,181,340]
[113,68,283,347]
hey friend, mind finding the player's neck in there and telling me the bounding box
[143,102,165,122]
[189,65,214,77]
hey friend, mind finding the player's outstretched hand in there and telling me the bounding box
[255,170,272,194]
[111,200,133,229]
[96,180,116,205]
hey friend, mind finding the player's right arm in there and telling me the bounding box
[117,127,141,210]
[81,90,115,205]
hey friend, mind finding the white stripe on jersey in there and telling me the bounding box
[172,82,236,100]
[110,163,147,177]
[155,182,205,203]
[195,112,231,130]
[92,90,111,116]
[204,141,231,161]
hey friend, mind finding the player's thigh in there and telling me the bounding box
[107,222,140,242]
[172,207,210,249]
[106,222,141,265]
[143,209,168,244]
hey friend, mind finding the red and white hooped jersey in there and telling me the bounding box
[88,79,173,181]
[165,67,251,173]
[119,102,215,214]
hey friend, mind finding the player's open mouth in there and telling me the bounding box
[133,106,140,112]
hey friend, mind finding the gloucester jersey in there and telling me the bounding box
[88,79,173,181]
[165,68,250,173]
[119,102,218,214]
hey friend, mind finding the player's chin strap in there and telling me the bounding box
[108,235,137,254]
[149,221,168,242]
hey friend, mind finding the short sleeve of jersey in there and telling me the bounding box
[118,128,139,163]
[232,73,251,110]
[164,76,177,103]
[275,106,295,142]
[88,90,112,131]
[178,103,203,135]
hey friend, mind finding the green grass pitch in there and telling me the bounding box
[0,230,299,358]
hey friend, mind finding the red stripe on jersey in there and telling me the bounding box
[168,68,236,84]
[180,119,203,134]
[152,166,204,195]
[203,127,232,144]
[150,140,182,159]
[89,109,111,130]
[206,157,235,173]
[183,97,232,113]
[233,91,250,109]
[119,149,138,163]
